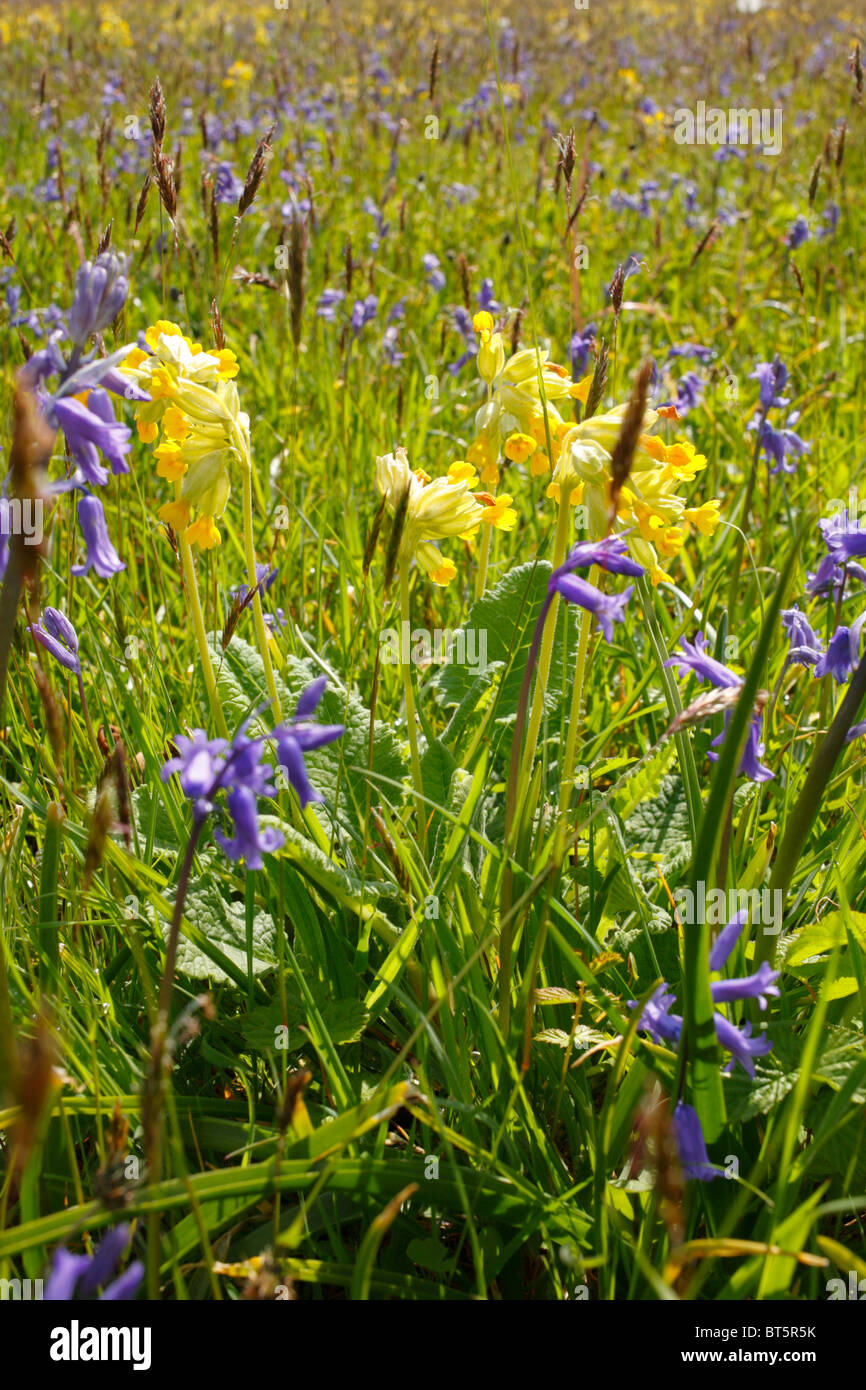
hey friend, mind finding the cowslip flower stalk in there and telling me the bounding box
[519,487,573,787]
[123,323,281,726]
[400,558,427,855]
[557,565,597,825]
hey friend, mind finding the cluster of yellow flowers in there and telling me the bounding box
[375,448,516,585]
[121,322,243,550]
[464,311,721,585]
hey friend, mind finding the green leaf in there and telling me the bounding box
[172,877,276,983]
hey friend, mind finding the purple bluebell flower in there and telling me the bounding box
[846,720,866,743]
[350,294,378,337]
[666,632,773,781]
[551,573,634,642]
[712,961,781,1011]
[819,203,840,239]
[815,611,866,683]
[382,324,404,367]
[709,909,748,972]
[48,388,132,487]
[756,416,810,475]
[71,492,124,578]
[666,342,714,364]
[213,785,284,870]
[67,252,129,347]
[663,370,703,416]
[569,323,597,380]
[631,984,682,1043]
[71,495,125,579]
[477,278,501,314]
[548,536,643,640]
[715,1013,773,1077]
[781,606,824,667]
[162,731,229,814]
[820,509,866,562]
[274,676,345,809]
[32,607,80,674]
[44,1224,143,1301]
[422,253,445,292]
[214,161,244,204]
[672,1102,720,1182]
[316,288,344,322]
[785,215,810,249]
[750,355,788,412]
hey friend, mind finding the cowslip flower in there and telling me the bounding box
[376,446,504,585]
[122,321,245,549]
[666,632,773,781]
[466,346,583,487]
[473,310,505,385]
[549,404,721,584]
[44,1224,143,1301]
[32,607,80,674]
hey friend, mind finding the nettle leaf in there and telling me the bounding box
[208,635,406,827]
[624,774,692,857]
[232,996,369,1053]
[431,561,580,734]
[173,876,276,983]
[132,784,183,857]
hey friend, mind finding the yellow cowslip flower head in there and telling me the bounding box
[375,447,488,585]
[223,60,254,90]
[473,311,505,385]
[467,345,580,485]
[123,323,250,549]
[550,401,721,582]
[447,460,479,487]
[504,432,536,465]
[477,492,518,531]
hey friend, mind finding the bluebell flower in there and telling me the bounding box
[756,415,810,475]
[547,536,643,640]
[569,323,597,380]
[477,278,502,314]
[820,509,866,563]
[781,606,824,667]
[350,294,378,336]
[162,730,229,815]
[44,1224,143,1301]
[666,632,773,781]
[750,355,789,412]
[422,253,445,292]
[213,785,284,870]
[815,611,866,683]
[67,252,129,347]
[72,495,125,579]
[672,1102,720,1182]
[274,676,344,808]
[382,325,405,367]
[630,984,682,1043]
[663,370,703,416]
[316,288,344,322]
[785,215,810,249]
[666,342,714,364]
[214,161,244,204]
[33,607,81,675]
[51,389,132,486]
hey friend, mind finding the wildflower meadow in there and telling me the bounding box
[1,0,866,1336]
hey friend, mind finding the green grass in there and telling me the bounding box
[0,0,865,1301]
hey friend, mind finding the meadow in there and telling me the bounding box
[0,0,865,1305]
